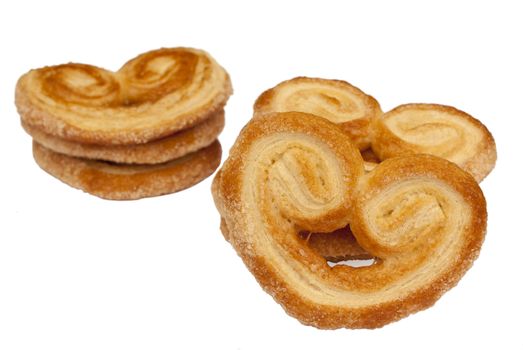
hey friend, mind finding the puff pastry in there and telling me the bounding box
[371,103,496,181]
[34,140,221,200]
[23,110,224,164]
[213,112,486,329]
[254,77,382,149]
[16,47,232,145]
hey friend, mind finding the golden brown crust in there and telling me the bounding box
[16,47,232,145]
[371,103,496,182]
[23,110,224,164]
[212,112,487,329]
[34,140,221,200]
[253,77,382,150]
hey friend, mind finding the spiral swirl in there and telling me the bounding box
[371,104,496,182]
[40,64,120,107]
[213,112,487,329]
[254,77,382,150]
[15,47,232,145]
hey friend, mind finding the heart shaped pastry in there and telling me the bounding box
[15,47,232,145]
[213,112,487,329]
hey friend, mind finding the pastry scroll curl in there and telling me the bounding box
[254,77,382,149]
[371,103,496,181]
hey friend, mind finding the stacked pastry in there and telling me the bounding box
[15,48,232,200]
[213,77,496,329]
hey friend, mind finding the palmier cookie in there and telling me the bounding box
[254,77,382,149]
[16,47,232,145]
[213,112,486,329]
[34,140,221,200]
[371,103,496,182]
[23,110,224,164]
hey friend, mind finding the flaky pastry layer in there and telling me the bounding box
[24,110,224,164]
[34,140,221,200]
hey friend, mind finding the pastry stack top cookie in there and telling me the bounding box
[15,47,232,200]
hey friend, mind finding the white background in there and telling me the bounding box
[0,1,521,349]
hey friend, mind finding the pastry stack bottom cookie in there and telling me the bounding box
[25,111,225,200]
[15,47,232,199]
